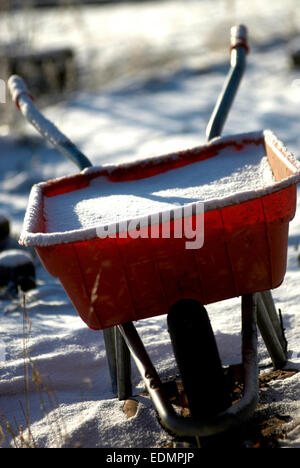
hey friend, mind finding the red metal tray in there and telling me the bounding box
[20,131,300,330]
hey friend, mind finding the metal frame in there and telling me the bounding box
[118,294,258,438]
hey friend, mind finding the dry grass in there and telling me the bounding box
[0,292,70,448]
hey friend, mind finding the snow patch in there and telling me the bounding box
[44,146,274,233]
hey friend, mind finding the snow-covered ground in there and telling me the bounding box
[0,0,300,449]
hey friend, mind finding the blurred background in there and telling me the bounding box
[1,0,300,123]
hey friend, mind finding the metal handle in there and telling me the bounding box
[8,74,33,109]
[8,75,92,171]
[8,74,129,397]
[206,24,248,141]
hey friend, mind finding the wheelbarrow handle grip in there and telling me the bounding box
[8,74,92,170]
[230,24,249,53]
[8,74,34,109]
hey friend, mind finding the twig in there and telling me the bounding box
[0,424,5,448]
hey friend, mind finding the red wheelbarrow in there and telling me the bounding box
[8,25,300,445]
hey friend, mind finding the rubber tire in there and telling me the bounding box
[167,299,231,419]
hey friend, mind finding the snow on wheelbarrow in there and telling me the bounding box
[19,130,300,331]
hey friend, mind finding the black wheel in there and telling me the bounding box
[167,299,231,419]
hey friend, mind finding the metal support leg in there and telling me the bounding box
[256,293,287,369]
[103,328,118,395]
[259,291,287,353]
[103,326,132,399]
[115,327,132,400]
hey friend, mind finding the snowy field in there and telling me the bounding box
[0,0,300,449]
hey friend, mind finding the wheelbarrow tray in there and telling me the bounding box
[20,130,300,330]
